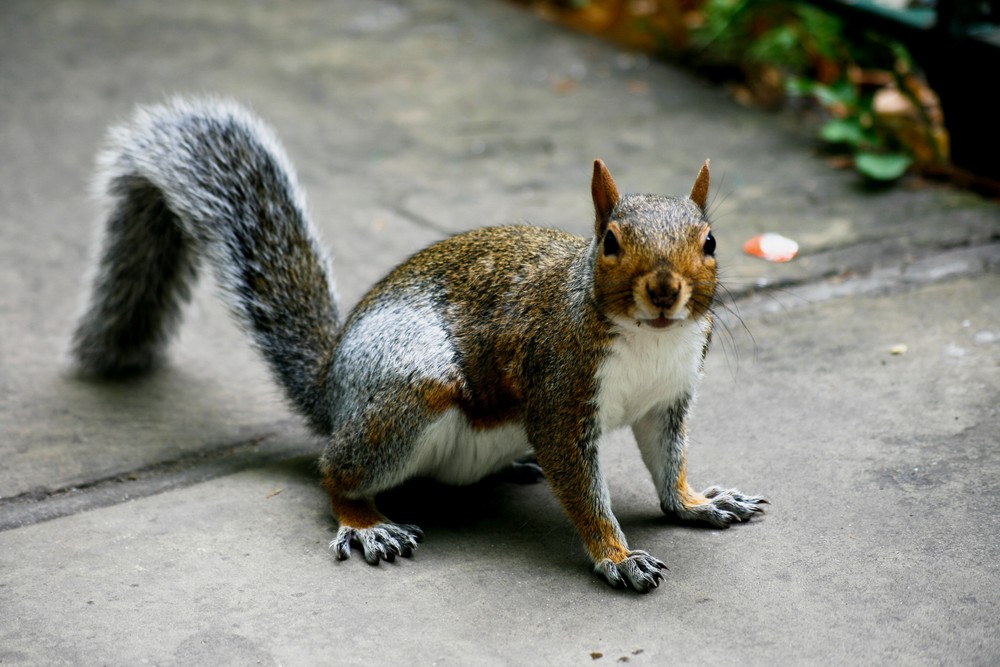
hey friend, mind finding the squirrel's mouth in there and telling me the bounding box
[638,316,676,329]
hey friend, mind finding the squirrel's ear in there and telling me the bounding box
[592,159,620,236]
[689,159,711,210]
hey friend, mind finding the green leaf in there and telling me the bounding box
[820,118,866,147]
[795,5,844,59]
[810,80,857,109]
[854,152,913,181]
[750,25,802,68]
[786,76,815,96]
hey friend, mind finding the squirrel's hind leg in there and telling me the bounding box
[321,433,429,565]
[318,377,462,565]
[323,487,423,565]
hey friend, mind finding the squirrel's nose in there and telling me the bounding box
[647,282,679,310]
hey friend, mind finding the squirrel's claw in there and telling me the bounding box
[330,528,354,560]
[595,550,667,593]
[330,522,424,565]
[669,487,768,528]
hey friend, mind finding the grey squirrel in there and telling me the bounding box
[72,98,766,593]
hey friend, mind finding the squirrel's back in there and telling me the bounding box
[350,225,590,329]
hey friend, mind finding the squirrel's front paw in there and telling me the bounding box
[329,522,424,565]
[669,487,768,528]
[594,550,667,593]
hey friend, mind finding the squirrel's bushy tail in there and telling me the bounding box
[72,98,341,433]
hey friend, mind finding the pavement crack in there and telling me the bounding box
[725,242,1000,319]
[390,202,454,236]
[0,427,318,532]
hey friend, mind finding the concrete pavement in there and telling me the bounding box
[2,0,999,664]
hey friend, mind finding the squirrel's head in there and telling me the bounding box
[591,159,717,331]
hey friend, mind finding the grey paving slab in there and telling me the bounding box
[2,275,998,665]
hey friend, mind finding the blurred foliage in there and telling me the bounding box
[514,0,950,182]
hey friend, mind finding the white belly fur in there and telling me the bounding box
[595,317,710,431]
[407,408,532,485]
[402,317,708,485]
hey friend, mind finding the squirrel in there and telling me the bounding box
[72,97,766,593]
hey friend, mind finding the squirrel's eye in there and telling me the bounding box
[603,229,620,257]
[703,232,716,256]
